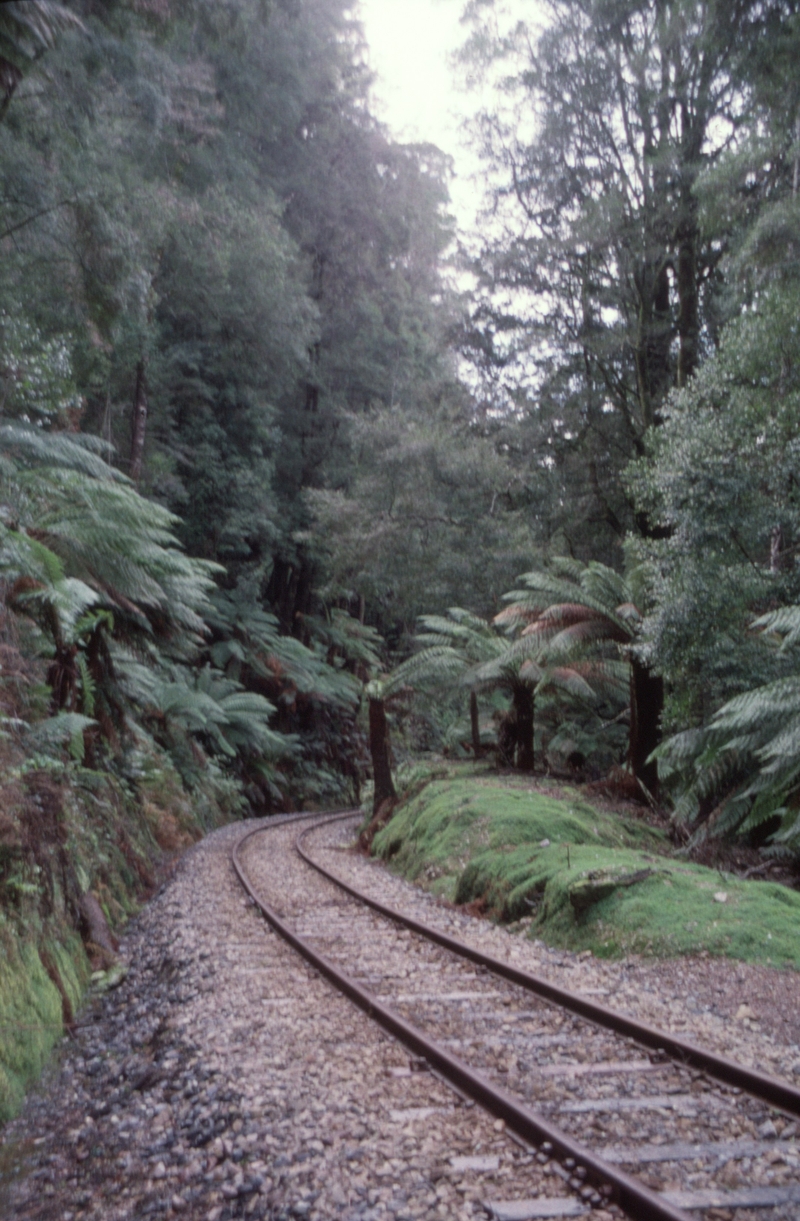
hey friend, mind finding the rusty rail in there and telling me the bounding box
[233,818,692,1221]
[296,814,800,1119]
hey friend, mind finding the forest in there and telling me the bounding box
[2,0,800,1003]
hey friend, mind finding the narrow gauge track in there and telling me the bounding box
[233,812,800,1221]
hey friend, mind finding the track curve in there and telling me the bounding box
[233,811,800,1221]
[294,816,800,1119]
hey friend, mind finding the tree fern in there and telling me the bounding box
[205,590,363,709]
[386,593,630,773]
[496,558,660,788]
[657,610,800,855]
[1,422,219,647]
[0,1,83,116]
[0,413,302,789]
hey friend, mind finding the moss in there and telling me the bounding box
[43,933,91,1017]
[374,766,800,969]
[374,770,665,894]
[0,940,63,1123]
[0,743,232,1127]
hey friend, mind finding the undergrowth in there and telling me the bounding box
[0,653,232,1123]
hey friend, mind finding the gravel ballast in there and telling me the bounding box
[0,819,589,1221]
[1,812,799,1221]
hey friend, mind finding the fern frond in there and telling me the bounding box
[537,666,598,701]
[547,555,586,583]
[752,604,800,650]
[26,712,95,762]
[384,646,469,696]
[581,561,629,609]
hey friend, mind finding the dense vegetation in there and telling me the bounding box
[385,0,800,863]
[2,0,800,1116]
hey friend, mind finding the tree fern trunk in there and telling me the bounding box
[265,552,315,637]
[369,695,396,815]
[470,691,482,758]
[129,358,148,484]
[513,684,534,772]
[629,658,663,798]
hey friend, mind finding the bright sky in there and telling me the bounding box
[358,0,480,230]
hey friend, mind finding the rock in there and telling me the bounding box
[758,1119,778,1139]
[79,891,119,960]
[568,868,655,914]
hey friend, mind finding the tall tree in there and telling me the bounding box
[456,0,800,775]
[458,0,795,539]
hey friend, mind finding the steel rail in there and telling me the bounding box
[233,819,692,1221]
[296,813,800,1120]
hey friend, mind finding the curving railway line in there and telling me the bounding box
[234,811,800,1221]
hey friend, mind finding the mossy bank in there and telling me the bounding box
[0,750,231,1123]
[373,766,800,970]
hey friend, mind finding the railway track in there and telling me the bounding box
[233,811,800,1221]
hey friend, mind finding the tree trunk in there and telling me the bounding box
[470,691,482,758]
[676,215,699,388]
[513,685,534,772]
[637,257,673,428]
[265,552,315,636]
[629,657,663,798]
[369,696,396,815]
[129,358,148,485]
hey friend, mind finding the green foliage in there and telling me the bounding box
[631,282,800,724]
[0,1,83,119]
[28,713,97,762]
[388,557,638,772]
[386,607,508,697]
[4,0,799,840]
[455,0,787,567]
[498,559,636,680]
[307,405,538,628]
[630,280,800,850]
[149,187,314,564]
[655,604,800,854]
[0,415,220,753]
[0,331,302,792]
[0,315,82,424]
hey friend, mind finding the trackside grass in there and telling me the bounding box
[372,769,800,969]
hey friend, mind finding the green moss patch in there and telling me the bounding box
[373,768,800,969]
[374,771,665,894]
[0,744,231,1128]
[0,939,65,1123]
